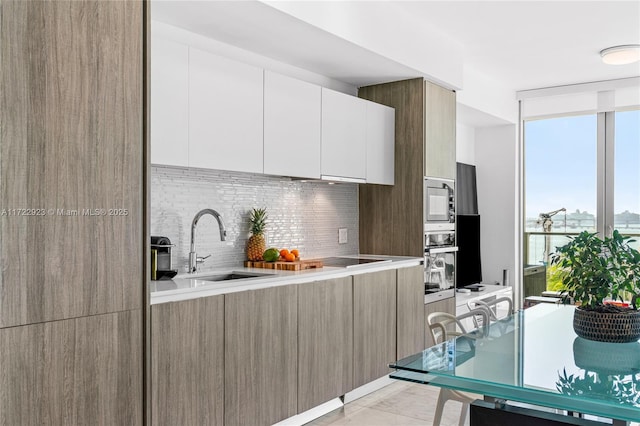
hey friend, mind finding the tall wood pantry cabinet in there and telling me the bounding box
[0,1,145,424]
[358,78,457,348]
[358,78,457,257]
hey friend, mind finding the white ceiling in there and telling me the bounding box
[394,1,640,92]
[151,1,425,86]
[151,1,640,126]
[152,1,640,91]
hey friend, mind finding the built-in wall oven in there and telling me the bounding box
[424,177,457,303]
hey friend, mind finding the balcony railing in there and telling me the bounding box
[525,230,640,267]
[524,231,577,267]
[523,230,640,295]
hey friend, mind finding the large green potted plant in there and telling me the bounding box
[551,230,640,343]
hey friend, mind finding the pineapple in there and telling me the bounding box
[246,208,268,261]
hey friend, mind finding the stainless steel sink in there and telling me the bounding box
[194,271,274,282]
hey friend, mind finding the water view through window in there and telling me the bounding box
[614,110,640,240]
[524,110,640,294]
[524,114,597,266]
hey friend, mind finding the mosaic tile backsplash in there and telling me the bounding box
[151,165,359,273]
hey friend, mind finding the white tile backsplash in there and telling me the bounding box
[151,166,359,273]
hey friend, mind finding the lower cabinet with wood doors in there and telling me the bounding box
[224,285,298,426]
[0,310,142,425]
[149,264,421,425]
[396,265,426,359]
[353,269,397,388]
[151,296,224,426]
[297,276,354,412]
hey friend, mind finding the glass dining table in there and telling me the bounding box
[389,303,640,425]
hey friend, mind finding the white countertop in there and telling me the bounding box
[454,284,513,307]
[150,254,423,305]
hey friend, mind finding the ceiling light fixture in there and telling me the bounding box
[600,45,640,65]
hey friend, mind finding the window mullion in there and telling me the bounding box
[604,112,616,238]
[596,112,607,238]
[597,111,617,238]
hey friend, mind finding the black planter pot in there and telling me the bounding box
[573,307,640,343]
[573,337,640,375]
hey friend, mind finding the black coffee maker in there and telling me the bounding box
[151,236,178,280]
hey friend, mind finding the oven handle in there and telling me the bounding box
[425,230,454,236]
[425,246,458,254]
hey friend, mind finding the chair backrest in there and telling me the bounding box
[466,296,513,328]
[427,308,489,344]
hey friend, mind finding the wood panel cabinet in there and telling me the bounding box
[189,47,263,174]
[151,296,224,426]
[225,285,297,426]
[0,310,142,425]
[424,297,456,348]
[298,277,353,412]
[321,88,367,180]
[397,266,425,359]
[359,79,425,257]
[366,101,395,185]
[151,37,189,167]
[358,78,455,253]
[1,1,144,422]
[353,270,397,388]
[0,0,142,326]
[264,70,321,179]
[424,80,456,179]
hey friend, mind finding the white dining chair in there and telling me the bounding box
[466,296,513,329]
[426,308,489,426]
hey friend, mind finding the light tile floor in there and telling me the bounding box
[306,381,640,426]
[306,382,469,426]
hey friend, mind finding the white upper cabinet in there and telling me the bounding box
[188,47,264,174]
[263,71,321,179]
[151,34,394,182]
[366,102,395,185]
[321,88,367,181]
[151,38,189,167]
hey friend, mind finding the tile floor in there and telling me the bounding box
[306,381,640,426]
[306,381,470,426]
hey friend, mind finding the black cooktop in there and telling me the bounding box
[321,257,389,268]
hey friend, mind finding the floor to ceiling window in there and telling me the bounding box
[524,114,597,266]
[523,108,640,294]
[614,109,640,250]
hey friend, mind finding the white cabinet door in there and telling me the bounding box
[366,102,395,185]
[264,71,321,179]
[321,88,366,181]
[188,47,263,174]
[150,38,189,167]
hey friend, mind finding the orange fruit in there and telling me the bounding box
[279,248,290,257]
[291,249,299,258]
[284,253,295,262]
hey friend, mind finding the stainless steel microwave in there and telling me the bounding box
[424,177,455,231]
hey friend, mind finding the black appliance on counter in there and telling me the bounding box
[320,257,390,268]
[151,236,178,280]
